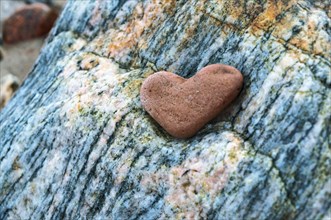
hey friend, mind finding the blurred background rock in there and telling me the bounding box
[0,0,67,109]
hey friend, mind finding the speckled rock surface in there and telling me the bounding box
[0,0,330,219]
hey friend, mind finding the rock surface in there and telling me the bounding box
[140,64,243,138]
[0,0,330,219]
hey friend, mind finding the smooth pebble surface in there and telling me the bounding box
[140,64,243,138]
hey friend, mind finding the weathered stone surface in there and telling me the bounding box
[140,64,243,138]
[0,0,330,219]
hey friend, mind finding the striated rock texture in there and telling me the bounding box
[0,0,330,219]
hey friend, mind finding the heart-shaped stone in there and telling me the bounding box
[140,64,243,138]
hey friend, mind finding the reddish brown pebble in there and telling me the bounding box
[140,64,244,139]
[3,3,58,44]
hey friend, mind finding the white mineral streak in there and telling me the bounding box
[2,52,140,219]
[0,0,330,219]
[163,133,247,219]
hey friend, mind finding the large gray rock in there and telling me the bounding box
[0,0,330,219]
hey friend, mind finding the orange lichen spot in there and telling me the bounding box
[225,1,244,21]
[77,103,82,112]
[104,0,177,62]
[80,57,100,70]
[161,0,177,15]
[123,78,143,97]
[289,37,310,53]
[251,0,295,33]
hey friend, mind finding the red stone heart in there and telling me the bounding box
[140,64,243,138]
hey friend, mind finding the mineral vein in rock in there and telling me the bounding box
[0,0,330,219]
